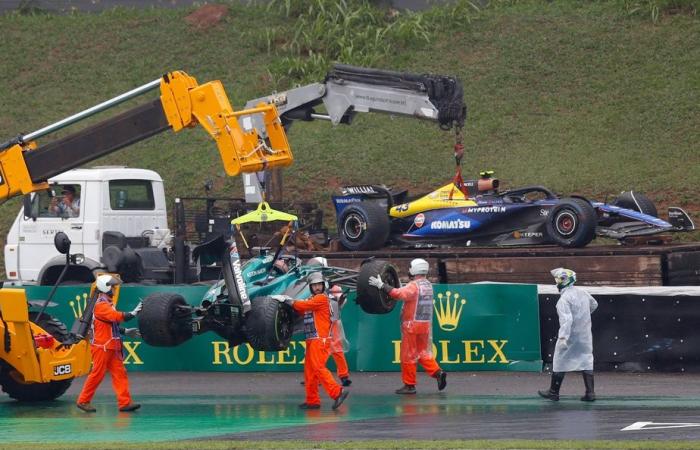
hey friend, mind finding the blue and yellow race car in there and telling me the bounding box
[332,172,695,250]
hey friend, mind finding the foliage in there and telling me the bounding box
[0,0,698,274]
[617,0,698,22]
[262,0,446,85]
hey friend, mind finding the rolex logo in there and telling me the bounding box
[69,293,89,318]
[433,291,466,331]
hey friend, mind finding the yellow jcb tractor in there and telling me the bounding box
[0,232,123,401]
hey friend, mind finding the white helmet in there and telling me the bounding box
[308,256,328,267]
[409,258,429,276]
[307,271,326,286]
[96,274,120,293]
[551,267,576,291]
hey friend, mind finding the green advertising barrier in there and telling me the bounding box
[21,283,541,372]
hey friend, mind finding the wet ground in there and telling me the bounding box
[1,372,700,442]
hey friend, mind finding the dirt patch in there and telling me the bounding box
[185,4,228,29]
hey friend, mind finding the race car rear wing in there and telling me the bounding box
[668,207,695,231]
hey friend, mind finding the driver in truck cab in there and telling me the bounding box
[76,274,143,413]
[49,185,80,218]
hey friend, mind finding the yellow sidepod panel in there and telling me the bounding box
[390,183,477,218]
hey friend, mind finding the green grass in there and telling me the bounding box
[0,0,699,272]
[4,440,700,450]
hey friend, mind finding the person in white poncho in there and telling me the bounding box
[538,268,598,402]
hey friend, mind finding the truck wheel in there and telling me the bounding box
[612,191,658,217]
[356,259,399,314]
[138,293,193,347]
[244,296,293,351]
[338,201,390,251]
[546,198,597,248]
[0,313,72,401]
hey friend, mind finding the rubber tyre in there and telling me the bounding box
[356,259,399,314]
[138,293,193,347]
[244,296,294,351]
[338,201,390,251]
[546,198,598,248]
[0,312,72,402]
[612,191,658,217]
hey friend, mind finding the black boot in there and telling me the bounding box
[538,372,565,401]
[435,370,447,391]
[581,371,595,402]
[395,384,416,395]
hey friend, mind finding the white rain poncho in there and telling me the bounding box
[553,285,598,372]
[329,287,350,353]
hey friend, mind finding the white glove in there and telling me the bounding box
[130,301,143,317]
[368,275,384,290]
[270,294,292,303]
[124,328,141,339]
[284,298,296,306]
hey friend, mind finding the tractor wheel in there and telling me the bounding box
[138,293,193,347]
[244,296,294,351]
[356,259,399,314]
[0,313,72,401]
[612,191,658,217]
[338,201,390,251]
[546,198,597,248]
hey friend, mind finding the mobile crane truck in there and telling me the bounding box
[0,65,466,401]
[0,70,292,401]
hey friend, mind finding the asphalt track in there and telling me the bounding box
[1,372,700,443]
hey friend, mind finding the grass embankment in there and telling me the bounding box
[0,0,698,272]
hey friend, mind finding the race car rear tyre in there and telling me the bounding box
[138,293,193,347]
[356,259,399,314]
[546,198,597,248]
[0,313,72,401]
[244,296,294,351]
[338,201,390,251]
[612,191,658,217]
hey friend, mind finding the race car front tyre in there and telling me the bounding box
[244,296,294,351]
[338,201,390,251]
[138,293,193,347]
[0,313,73,401]
[546,198,597,248]
[612,191,658,217]
[356,259,399,314]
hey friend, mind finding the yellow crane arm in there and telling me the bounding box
[0,71,293,201]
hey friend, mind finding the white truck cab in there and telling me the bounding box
[4,167,169,284]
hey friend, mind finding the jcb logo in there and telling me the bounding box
[53,364,72,376]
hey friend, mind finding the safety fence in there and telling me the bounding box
[539,285,700,372]
[22,283,542,372]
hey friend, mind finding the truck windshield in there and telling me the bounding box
[109,180,155,210]
[33,184,81,218]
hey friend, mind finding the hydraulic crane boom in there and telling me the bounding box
[0,71,293,201]
[240,64,466,202]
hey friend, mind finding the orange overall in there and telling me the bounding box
[77,293,133,409]
[293,293,342,406]
[388,279,442,386]
[329,288,350,379]
[330,321,350,379]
